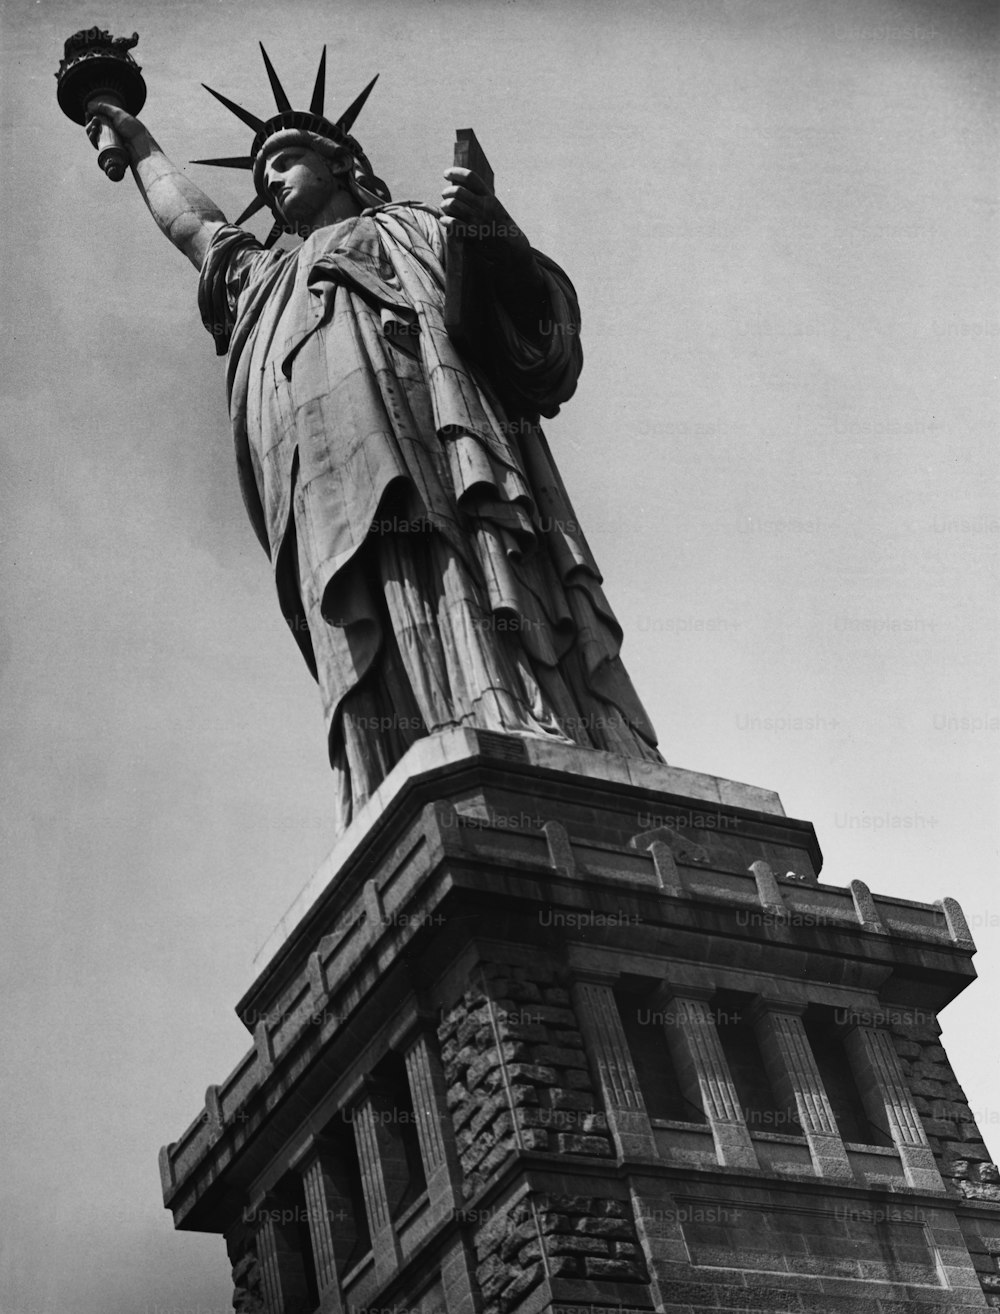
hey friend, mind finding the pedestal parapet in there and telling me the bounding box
[160,731,1000,1313]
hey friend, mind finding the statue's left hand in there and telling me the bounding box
[441,167,533,269]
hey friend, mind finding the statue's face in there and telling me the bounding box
[262,146,339,222]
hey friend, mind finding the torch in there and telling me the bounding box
[55,28,147,181]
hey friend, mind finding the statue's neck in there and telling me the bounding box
[312,189,363,227]
[275,187,363,239]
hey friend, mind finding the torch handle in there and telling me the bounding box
[85,93,129,182]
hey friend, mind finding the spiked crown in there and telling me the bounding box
[192,45,385,245]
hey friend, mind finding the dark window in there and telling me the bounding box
[275,1170,320,1312]
[616,988,706,1123]
[804,1007,893,1147]
[322,1116,372,1274]
[714,991,802,1136]
[372,1051,428,1219]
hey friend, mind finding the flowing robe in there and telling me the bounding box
[199,201,660,830]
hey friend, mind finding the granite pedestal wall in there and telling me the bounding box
[161,730,1000,1313]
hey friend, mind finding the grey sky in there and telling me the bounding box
[2,0,997,1310]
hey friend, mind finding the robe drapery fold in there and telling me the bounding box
[199,202,660,830]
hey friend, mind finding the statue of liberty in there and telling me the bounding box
[85,46,660,832]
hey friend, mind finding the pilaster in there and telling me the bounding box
[404,1029,460,1222]
[572,978,657,1159]
[749,999,853,1180]
[251,1191,313,1314]
[653,987,758,1170]
[291,1137,359,1310]
[844,1024,945,1192]
[351,1088,404,1283]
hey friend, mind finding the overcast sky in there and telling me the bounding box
[2,0,997,1310]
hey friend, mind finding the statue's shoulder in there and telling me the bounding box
[368,201,442,220]
[369,202,443,240]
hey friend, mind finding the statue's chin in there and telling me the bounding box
[273,189,355,234]
[275,203,304,226]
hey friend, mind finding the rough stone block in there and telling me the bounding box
[893,1039,922,1059]
[530,1044,591,1069]
[505,1062,559,1085]
[556,1132,613,1156]
[499,1267,542,1309]
[547,1234,610,1255]
[584,1255,645,1279]
[910,1078,947,1097]
[548,1027,586,1049]
[572,1216,635,1238]
[500,981,544,1004]
[565,1069,594,1089]
[548,1089,598,1112]
[531,1004,580,1026]
[924,1118,960,1139]
[946,1140,991,1160]
[551,1260,587,1283]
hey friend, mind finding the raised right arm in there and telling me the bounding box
[86,103,227,271]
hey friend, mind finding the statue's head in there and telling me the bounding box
[256,129,390,225]
[194,45,390,244]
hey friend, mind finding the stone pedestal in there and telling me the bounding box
[160,729,1000,1313]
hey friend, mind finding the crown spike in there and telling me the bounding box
[233,195,270,226]
[190,155,255,170]
[334,73,379,135]
[263,221,283,250]
[202,83,266,133]
[259,43,292,114]
[309,46,327,116]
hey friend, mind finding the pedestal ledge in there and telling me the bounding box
[252,729,791,973]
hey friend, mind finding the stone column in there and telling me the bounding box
[572,978,657,1158]
[749,1000,853,1180]
[250,1191,313,1314]
[352,1086,405,1283]
[289,1136,362,1310]
[843,1024,945,1192]
[654,988,758,1170]
[404,1030,461,1224]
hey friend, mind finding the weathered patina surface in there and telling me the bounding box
[199,202,658,828]
[80,49,660,830]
